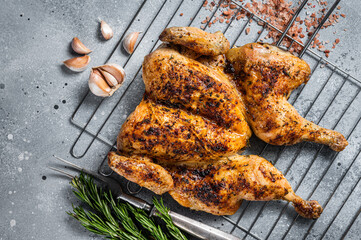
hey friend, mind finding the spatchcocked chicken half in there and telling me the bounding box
[108,27,347,218]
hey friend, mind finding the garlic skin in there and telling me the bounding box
[89,69,112,97]
[98,64,125,84]
[71,37,92,54]
[100,20,113,40]
[63,55,91,72]
[89,64,125,97]
[123,32,140,54]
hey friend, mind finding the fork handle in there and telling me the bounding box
[117,194,152,212]
[118,194,239,239]
[167,210,240,240]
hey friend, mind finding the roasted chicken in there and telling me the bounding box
[107,27,332,219]
[226,43,348,151]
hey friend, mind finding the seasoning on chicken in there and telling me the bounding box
[108,152,323,219]
[159,26,230,56]
[118,98,248,163]
[226,43,348,151]
[142,45,251,143]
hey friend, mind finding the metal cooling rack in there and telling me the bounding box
[69,0,361,239]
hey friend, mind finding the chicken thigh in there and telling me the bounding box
[226,43,348,151]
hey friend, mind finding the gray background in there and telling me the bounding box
[1,0,360,239]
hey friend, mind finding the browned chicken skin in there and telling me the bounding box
[226,43,348,151]
[108,27,326,219]
[118,98,247,163]
[143,45,251,137]
[108,152,322,219]
[159,27,230,56]
[108,152,173,195]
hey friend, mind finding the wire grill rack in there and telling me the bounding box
[69,0,361,239]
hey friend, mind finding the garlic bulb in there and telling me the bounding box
[123,32,140,54]
[100,20,113,40]
[63,55,91,72]
[71,37,92,54]
[88,64,125,97]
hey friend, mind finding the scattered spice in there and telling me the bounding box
[201,0,345,58]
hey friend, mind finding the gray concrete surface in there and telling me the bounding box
[1,0,360,239]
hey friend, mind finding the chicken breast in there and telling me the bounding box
[143,46,251,138]
[118,98,248,163]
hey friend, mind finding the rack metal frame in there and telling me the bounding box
[69,0,361,239]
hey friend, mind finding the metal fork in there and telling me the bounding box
[50,155,240,240]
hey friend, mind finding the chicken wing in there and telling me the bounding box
[226,43,348,151]
[159,26,230,56]
[108,152,173,195]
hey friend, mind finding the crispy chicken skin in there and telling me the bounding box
[117,98,248,163]
[142,46,251,138]
[108,152,322,218]
[159,27,230,56]
[226,43,348,151]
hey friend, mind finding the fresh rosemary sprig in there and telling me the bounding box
[127,204,168,240]
[106,193,146,240]
[153,198,188,240]
[67,173,187,240]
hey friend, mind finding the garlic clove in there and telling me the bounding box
[99,64,125,84]
[89,69,112,97]
[123,32,140,54]
[71,37,92,54]
[100,20,113,40]
[98,69,118,87]
[63,55,91,72]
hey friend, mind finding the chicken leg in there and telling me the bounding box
[226,43,348,151]
[108,152,323,219]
